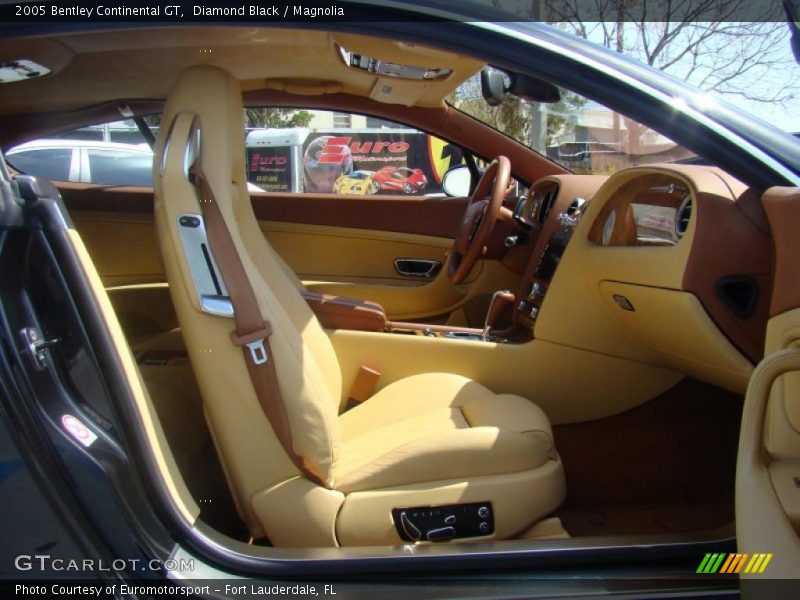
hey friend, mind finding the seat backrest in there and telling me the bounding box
[152,65,342,534]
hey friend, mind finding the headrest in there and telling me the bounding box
[154,65,247,206]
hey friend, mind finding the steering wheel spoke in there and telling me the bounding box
[447,156,511,284]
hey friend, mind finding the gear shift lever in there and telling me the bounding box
[483,290,515,341]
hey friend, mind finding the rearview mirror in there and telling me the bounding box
[510,73,561,103]
[481,69,508,107]
[441,164,472,197]
[480,68,561,105]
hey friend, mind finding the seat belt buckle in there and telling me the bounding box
[245,338,268,365]
[230,323,272,365]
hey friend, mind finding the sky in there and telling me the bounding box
[470,1,800,133]
[567,21,800,133]
[722,28,800,132]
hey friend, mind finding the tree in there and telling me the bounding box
[542,0,799,106]
[447,74,531,141]
[244,107,314,128]
[447,70,585,152]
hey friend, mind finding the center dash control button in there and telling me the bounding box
[444,515,456,525]
[426,526,456,542]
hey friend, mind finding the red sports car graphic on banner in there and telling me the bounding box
[373,166,428,193]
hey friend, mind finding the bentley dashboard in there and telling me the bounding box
[504,164,771,393]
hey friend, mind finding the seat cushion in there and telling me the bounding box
[340,372,508,437]
[334,373,555,493]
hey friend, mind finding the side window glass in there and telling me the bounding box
[6,148,73,182]
[6,118,157,187]
[244,109,467,196]
[86,149,153,186]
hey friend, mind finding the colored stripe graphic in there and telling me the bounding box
[696,554,713,574]
[697,553,772,574]
[719,554,735,574]
[698,553,727,573]
[710,553,726,573]
[744,554,759,573]
[751,554,766,573]
[732,553,749,574]
[758,554,773,573]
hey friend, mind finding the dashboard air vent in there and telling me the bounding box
[675,196,692,238]
[538,186,559,224]
[566,197,588,216]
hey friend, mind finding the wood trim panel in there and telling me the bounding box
[57,182,468,239]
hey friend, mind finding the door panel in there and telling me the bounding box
[736,187,800,582]
[57,184,502,322]
[71,211,164,287]
[260,221,483,320]
[261,221,451,281]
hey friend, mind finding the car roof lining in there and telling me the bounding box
[0,27,485,116]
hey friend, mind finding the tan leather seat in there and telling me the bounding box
[153,65,565,547]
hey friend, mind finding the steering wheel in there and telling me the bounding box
[447,155,511,284]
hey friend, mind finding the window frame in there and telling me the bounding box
[80,146,155,186]
[6,145,80,182]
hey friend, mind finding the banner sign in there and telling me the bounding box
[302,130,461,195]
[246,146,293,192]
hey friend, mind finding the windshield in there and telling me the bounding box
[448,70,697,174]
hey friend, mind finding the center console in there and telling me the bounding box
[516,230,570,326]
[514,195,590,331]
[386,321,486,340]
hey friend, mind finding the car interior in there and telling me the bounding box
[0,26,798,571]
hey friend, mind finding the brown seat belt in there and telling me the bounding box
[190,159,328,488]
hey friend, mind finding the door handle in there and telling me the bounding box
[394,258,442,279]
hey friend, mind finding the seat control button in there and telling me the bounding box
[426,526,456,542]
[477,506,490,519]
[399,512,422,541]
[479,521,490,533]
[444,515,456,525]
